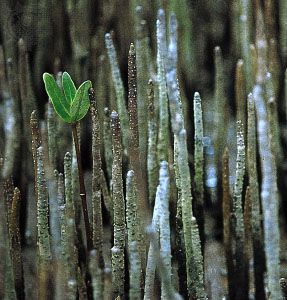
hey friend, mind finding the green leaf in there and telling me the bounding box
[62,72,76,104]
[43,73,72,122]
[70,80,92,122]
[43,72,92,124]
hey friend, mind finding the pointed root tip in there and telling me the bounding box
[64,152,72,160]
[135,5,143,14]
[169,12,177,24]
[223,147,229,156]
[179,128,187,138]
[105,32,111,39]
[110,111,119,119]
[160,160,168,168]
[237,59,244,66]
[127,170,135,177]
[104,107,110,115]
[266,72,272,80]
[111,246,121,254]
[90,249,97,257]
[18,38,25,48]
[214,46,221,54]
[129,43,135,53]
[31,110,37,118]
[14,186,20,193]
[157,8,165,19]
[37,145,44,153]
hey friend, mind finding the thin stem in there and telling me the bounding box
[247,93,265,299]
[147,80,158,205]
[64,152,78,299]
[253,83,280,300]
[10,187,23,297]
[158,161,172,299]
[128,43,148,278]
[146,227,182,300]
[89,250,104,300]
[238,0,252,92]
[89,87,105,297]
[144,171,161,300]
[2,178,17,299]
[222,147,234,299]
[128,43,149,225]
[105,33,129,151]
[71,123,92,251]
[126,170,141,300]
[176,129,206,299]
[235,59,246,130]
[193,92,205,240]
[279,0,287,63]
[135,7,149,175]
[233,120,248,300]
[111,111,125,296]
[243,186,251,298]
[174,138,187,298]
[157,9,169,163]
[103,107,113,183]
[36,146,51,300]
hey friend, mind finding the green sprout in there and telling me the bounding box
[43,71,93,251]
[43,72,92,123]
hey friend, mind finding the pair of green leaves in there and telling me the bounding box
[43,72,92,123]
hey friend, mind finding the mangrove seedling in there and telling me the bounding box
[43,71,93,251]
